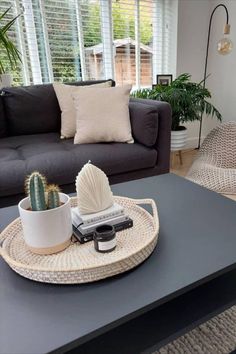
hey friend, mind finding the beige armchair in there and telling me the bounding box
[187,122,236,194]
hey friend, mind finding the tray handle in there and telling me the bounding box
[0,237,5,257]
[0,218,18,257]
[134,198,159,234]
[115,197,159,234]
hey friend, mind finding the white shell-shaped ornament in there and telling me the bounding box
[76,163,114,215]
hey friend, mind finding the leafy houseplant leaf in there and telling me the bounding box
[0,7,22,75]
[131,73,222,131]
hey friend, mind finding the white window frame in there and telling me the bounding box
[38,0,54,82]
[21,0,43,84]
[100,0,114,80]
[75,0,87,81]
[7,0,177,86]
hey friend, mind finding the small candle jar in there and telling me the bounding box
[94,225,116,253]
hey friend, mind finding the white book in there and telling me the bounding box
[73,214,130,235]
[71,203,129,236]
[71,203,124,226]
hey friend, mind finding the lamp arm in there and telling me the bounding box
[198,4,229,149]
[203,4,229,88]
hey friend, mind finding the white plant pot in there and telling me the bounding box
[18,193,72,255]
[171,127,188,151]
[0,73,13,88]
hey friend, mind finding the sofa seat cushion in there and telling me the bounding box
[0,133,157,197]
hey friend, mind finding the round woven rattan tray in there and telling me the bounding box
[0,196,159,284]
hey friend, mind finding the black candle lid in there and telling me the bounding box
[94,224,115,242]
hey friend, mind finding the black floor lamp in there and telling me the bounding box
[198,3,233,149]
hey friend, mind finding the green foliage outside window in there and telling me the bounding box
[0,7,22,74]
[2,1,153,85]
[83,2,152,47]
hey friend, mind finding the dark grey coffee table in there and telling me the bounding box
[1,174,236,354]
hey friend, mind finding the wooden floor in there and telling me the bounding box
[171,149,236,202]
[170,149,197,177]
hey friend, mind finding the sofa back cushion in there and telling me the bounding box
[53,80,113,138]
[129,101,158,147]
[2,84,61,136]
[0,94,7,138]
[73,85,133,144]
[2,80,115,137]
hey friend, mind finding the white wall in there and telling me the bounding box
[207,0,236,122]
[176,0,230,148]
[177,0,210,81]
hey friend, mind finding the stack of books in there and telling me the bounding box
[71,203,133,243]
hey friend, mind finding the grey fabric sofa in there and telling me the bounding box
[0,80,171,207]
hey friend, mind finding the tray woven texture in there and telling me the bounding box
[0,196,159,284]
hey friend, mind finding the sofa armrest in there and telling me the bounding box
[129,98,172,172]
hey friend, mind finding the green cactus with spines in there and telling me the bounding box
[25,171,47,211]
[47,184,61,209]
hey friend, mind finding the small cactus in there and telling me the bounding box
[25,171,47,211]
[47,184,61,209]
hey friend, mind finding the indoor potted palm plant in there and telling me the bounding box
[0,7,22,87]
[132,73,222,150]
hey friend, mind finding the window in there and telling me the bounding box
[0,1,27,85]
[111,0,154,87]
[0,0,177,87]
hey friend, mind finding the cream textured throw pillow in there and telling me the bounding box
[53,81,112,138]
[73,85,133,144]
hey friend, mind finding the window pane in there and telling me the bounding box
[0,2,24,85]
[81,0,104,80]
[112,0,136,86]
[42,0,80,82]
[0,0,177,86]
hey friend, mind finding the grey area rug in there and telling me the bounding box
[154,306,236,354]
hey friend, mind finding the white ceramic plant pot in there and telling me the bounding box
[0,73,13,88]
[18,193,72,255]
[171,127,188,151]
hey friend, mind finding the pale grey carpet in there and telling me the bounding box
[155,306,236,354]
